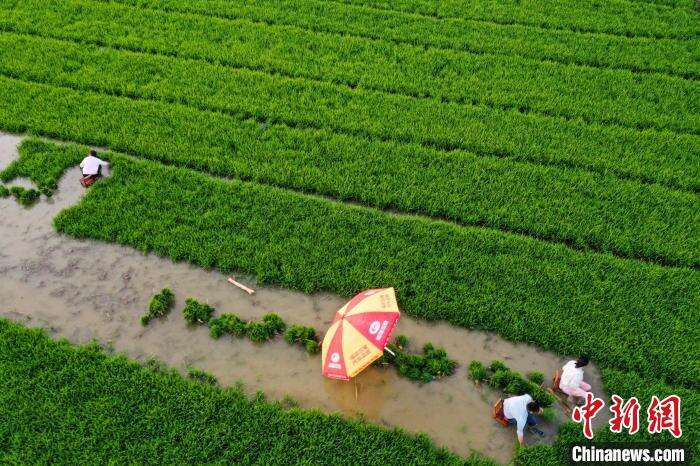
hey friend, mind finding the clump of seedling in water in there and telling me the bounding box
[283,325,321,354]
[0,184,9,198]
[182,298,215,325]
[187,367,218,386]
[8,186,40,206]
[468,359,555,407]
[245,313,286,342]
[209,313,247,338]
[468,360,488,384]
[374,335,457,383]
[141,288,175,325]
[527,371,545,385]
[204,308,285,343]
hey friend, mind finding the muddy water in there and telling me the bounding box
[0,133,609,463]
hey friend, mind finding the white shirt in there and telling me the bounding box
[80,155,108,175]
[560,360,584,390]
[503,394,532,437]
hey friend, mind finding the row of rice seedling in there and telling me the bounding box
[94,0,700,79]
[181,297,323,352]
[1,30,697,192]
[0,318,478,464]
[4,2,698,135]
[1,34,695,193]
[48,150,699,389]
[1,77,697,268]
[330,0,699,39]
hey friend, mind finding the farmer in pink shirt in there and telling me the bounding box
[559,356,591,403]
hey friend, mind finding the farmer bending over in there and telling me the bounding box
[559,356,591,403]
[503,394,543,446]
[80,149,109,187]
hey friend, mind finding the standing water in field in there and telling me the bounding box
[0,133,608,463]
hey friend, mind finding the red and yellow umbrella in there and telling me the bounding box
[322,288,400,381]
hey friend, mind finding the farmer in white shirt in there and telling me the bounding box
[79,149,109,184]
[503,394,543,446]
[559,356,591,402]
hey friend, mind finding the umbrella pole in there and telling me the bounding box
[354,379,358,401]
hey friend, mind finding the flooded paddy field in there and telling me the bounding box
[0,133,609,463]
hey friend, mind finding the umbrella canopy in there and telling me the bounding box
[322,288,400,380]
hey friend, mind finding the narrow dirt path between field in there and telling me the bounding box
[0,133,609,463]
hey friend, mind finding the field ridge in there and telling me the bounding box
[98,0,700,80]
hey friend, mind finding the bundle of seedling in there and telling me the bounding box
[208,311,285,343]
[374,335,457,383]
[185,298,320,351]
[468,360,555,408]
[141,288,175,325]
[0,185,40,206]
[283,325,320,354]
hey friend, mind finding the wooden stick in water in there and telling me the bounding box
[227,277,255,295]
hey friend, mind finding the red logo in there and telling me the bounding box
[647,395,682,438]
[572,393,605,439]
[609,395,640,435]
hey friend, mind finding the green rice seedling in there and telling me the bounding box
[141,288,175,326]
[187,367,218,386]
[504,378,530,396]
[261,313,286,334]
[208,313,247,339]
[468,361,488,383]
[482,362,555,407]
[6,1,696,136]
[394,334,409,349]
[304,340,320,355]
[489,361,508,373]
[102,0,700,78]
[283,324,320,354]
[8,186,40,206]
[50,154,700,388]
[182,299,215,325]
[376,336,456,383]
[244,313,286,343]
[18,188,40,206]
[527,371,545,386]
[330,0,697,39]
[0,318,473,464]
[253,390,267,404]
[489,369,517,389]
[244,322,274,343]
[1,77,698,268]
[0,185,9,197]
[0,139,85,196]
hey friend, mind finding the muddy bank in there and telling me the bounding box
[0,133,608,463]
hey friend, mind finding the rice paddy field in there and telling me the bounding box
[0,0,698,464]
